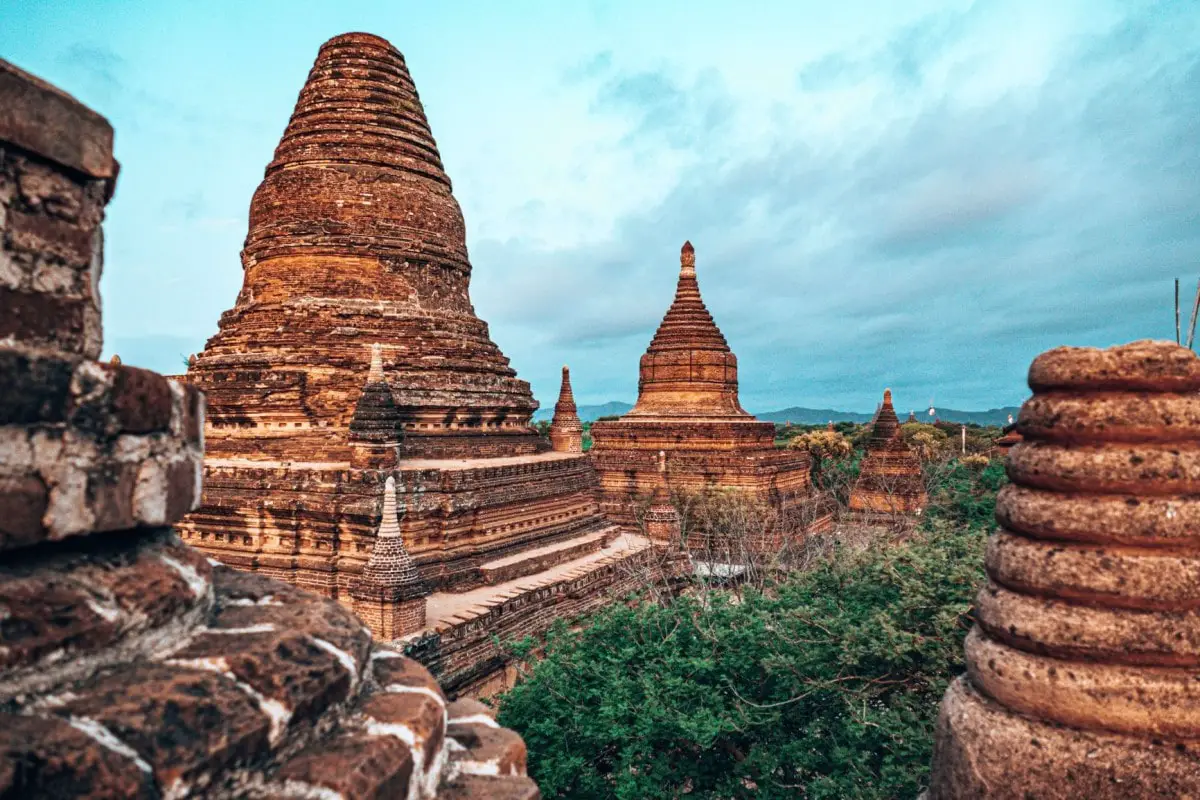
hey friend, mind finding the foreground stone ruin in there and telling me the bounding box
[176,32,649,696]
[590,242,820,544]
[848,388,927,516]
[0,56,539,799]
[925,340,1200,798]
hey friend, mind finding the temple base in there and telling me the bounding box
[355,594,427,640]
[925,677,1200,799]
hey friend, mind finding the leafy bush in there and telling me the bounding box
[923,458,1007,531]
[499,525,991,798]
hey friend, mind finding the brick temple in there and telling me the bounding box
[590,242,817,540]
[177,32,649,696]
[847,388,927,516]
[926,341,1200,797]
[0,56,539,798]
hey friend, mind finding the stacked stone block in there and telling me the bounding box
[925,340,1200,798]
[0,55,538,800]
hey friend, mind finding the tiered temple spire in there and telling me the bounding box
[348,343,405,468]
[643,450,681,546]
[187,31,540,459]
[591,241,819,535]
[627,241,747,418]
[549,365,583,453]
[848,388,927,516]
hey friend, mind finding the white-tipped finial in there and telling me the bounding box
[368,343,384,383]
[377,475,401,539]
[657,450,667,473]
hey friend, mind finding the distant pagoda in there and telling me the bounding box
[590,241,819,538]
[848,388,927,515]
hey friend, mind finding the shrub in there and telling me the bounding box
[499,528,989,799]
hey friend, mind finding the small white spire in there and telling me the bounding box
[378,475,401,539]
[368,343,384,383]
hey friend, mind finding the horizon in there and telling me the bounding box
[3,0,1197,412]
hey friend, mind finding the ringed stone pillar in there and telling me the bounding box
[926,340,1200,798]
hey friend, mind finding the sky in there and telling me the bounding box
[3,0,1198,414]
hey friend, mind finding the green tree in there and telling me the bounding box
[498,510,995,798]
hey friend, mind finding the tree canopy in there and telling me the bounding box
[497,461,1002,799]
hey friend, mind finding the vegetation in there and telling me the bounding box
[498,458,1006,799]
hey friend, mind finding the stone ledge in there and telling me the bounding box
[0,528,213,702]
[0,58,116,183]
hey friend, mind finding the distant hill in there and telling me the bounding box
[535,400,1021,427]
[532,401,634,422]
[755,405,1023,427]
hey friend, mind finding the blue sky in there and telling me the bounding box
[4,0,1198,414]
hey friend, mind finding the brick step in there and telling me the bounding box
[477,527,618,585]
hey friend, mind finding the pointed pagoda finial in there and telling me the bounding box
[368,343,385,384]
[883,388,893,405]
[378,475,401,539]
[680,240,696,278]
[645,449,680,546]
[550,363,583,453]
[109,354,121,366]
[351,474,428,638]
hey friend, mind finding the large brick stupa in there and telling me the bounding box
[0,56,539,798]
[179,32,648,695]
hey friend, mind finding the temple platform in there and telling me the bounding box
[409,532,654,697]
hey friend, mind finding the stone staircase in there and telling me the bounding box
[478,525,621,585]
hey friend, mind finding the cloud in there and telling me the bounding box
[564,50,613,84]
[590,66,734,149]
[475,1,1200,412]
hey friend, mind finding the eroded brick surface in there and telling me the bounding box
[926,341,1200,798]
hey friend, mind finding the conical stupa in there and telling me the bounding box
[848,389,927,515]
[189,32,539,461]
[591,242,820,537]
[550,365,583,453]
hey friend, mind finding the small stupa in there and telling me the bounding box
[549,365,583,453]
[848,388,927,515]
